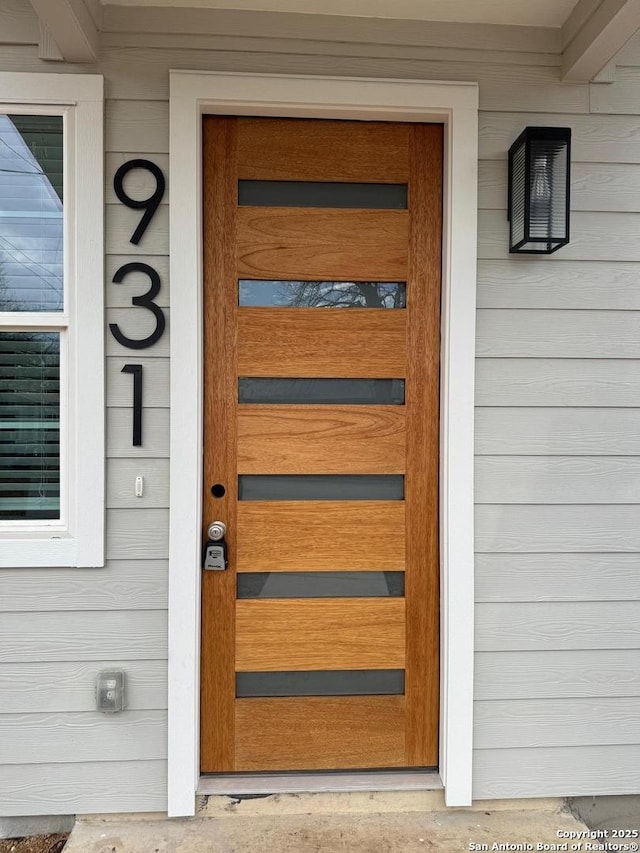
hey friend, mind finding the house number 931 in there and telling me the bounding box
[110,159,167,446]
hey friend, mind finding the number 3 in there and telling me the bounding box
[109,262,166,350]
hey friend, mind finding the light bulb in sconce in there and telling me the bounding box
[531,154,551,204]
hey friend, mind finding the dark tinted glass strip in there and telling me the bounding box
[238,378,405,405]
[238,180,407,209]
[239,280,406,308]
[238,572,405,599]
[236,670,405,698]
[239,474,404,501]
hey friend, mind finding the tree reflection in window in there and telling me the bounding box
[239,280,406,309]
[0,114,63,312]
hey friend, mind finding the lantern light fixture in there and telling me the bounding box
[508,126,571,254]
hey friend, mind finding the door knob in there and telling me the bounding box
[207,521,227,541]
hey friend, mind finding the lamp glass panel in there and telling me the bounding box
[529,139,568,242]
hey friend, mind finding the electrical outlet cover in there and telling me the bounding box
[96,670,126,713]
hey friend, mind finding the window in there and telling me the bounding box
[0,73,104,567]
[1,114,64,523]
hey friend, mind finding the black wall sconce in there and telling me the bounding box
[508,126,571,254]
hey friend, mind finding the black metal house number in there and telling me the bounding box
[113,158,166,245]
[111,160,167,446]
[109,262,165,350]
[121,364,143,447]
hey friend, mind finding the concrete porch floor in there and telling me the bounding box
[63,792,591,853]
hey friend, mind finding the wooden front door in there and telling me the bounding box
[201,116,442,773]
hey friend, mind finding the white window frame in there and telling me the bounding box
[168,71,477,816]
[0,73,104,568]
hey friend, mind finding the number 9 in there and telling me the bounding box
[113,159,166,245]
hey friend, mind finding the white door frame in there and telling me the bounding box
[168,70,478,817]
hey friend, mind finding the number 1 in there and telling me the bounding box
[121,364,143,446]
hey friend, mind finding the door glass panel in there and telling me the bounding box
[0,115,64,312]
[239,280,406,308]
[238,572,405,598]
[238,180,407,209]
[237,670,405,697]
[238,378,405,404]
[0,331,60,519]
[239,474,404,501]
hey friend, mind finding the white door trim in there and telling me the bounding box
[168,70,478,817]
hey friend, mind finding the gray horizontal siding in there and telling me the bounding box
[474,698,640,749]
[476,553,640,602]
[479,111,640,163]
[477,260,640,310]
[591,66,640,114]
[475,408,640,455]
[0,611,167,662]
[0,45,86,73]
[453,92,640,807]
[476,359,640,406]
[107,408,170,458]
[0,0,38,44]
[476,602,640,651]
[0,760,167,816]
[0,560,167,611]
[0,661,168,713]
[106,509,170,560]
[477,309,640,358]
[475,650,640,700]
[475,456,640,503]
[473,746,640,799]
[0,711,167,763]
[106,100,169,152]
[476,505,640,552]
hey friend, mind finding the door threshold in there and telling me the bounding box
[198,770,443,796]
